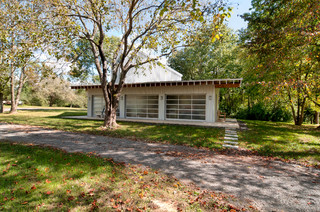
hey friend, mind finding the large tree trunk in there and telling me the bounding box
[102,84,120,128]
[0,93,3,113]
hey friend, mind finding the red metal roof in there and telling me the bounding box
[71,79,242,90]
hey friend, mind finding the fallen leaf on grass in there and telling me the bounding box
[46,191,53,195]
[45,179,51,183]
[21,201,28,205]
[80,192,85,198]
[31,185,36,190]
[68,196,75,201]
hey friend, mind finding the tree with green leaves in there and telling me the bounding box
[68,36,120,84]
[32,76,86,107]
[49,0,230,128]
[169,24,244,114]
[0,0,54,113]
[242,0,320,125]
[169,25,242,80]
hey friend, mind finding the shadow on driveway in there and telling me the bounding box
[0,123,319,212]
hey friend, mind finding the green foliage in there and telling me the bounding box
[31,76,87,107]
[238,120,320,166]
[48,0,231,127]
[0,108,224,149]
[241,0,320,125]
[169,25,243,80]
[236,102,292,122]
[168,24,247,116]
[0,0,60,112]
[67,36,120,84]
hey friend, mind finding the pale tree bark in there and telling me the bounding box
[10,66,26,114]
[9,63,17,113]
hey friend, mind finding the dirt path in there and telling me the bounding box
[0,123,319,212]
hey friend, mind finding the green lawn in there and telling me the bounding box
[0,108,224,149]
[1,108,319,167]
[238,120,320,166]
[0,142,254,211]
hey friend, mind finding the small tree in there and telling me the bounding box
[0,0,53,113]
[49,0,229,128]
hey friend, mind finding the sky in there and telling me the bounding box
[225,0,252,31]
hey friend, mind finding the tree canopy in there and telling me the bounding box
[48,0,230,128]
[0,0,55,113]
[241,0,320,125]
[169,24,242,80]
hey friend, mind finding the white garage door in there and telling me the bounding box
[126,95,159,119]
[166,94,206,120]
[92,96,104,117]
[92,96,119,117]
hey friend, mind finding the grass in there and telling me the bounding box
[0,108,224,149]
[1,107,319,166]
[0,142,255,211]
[238,120,320,166]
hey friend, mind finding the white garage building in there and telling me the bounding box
[71,63,242,123]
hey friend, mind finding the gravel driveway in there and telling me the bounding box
[0,123,319,212]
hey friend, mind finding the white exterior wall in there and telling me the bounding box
[87,85,218,122]
[214,88,220,122]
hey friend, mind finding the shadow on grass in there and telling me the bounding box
[0,142,121,211]
[103,121,224,149]
[1,109,224,150]
[239,120,320,163]
[19,108,86,113]
[46,111,225,149]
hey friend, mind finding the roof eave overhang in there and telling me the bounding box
[71,78,243,90]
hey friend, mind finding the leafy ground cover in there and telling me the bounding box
[0,108,224,149]
[238,120,320,167]
[0,142,255,211]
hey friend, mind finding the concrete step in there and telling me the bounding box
[224,136,238,141]
[225,134,238,138]
[222,144,239,149]
[225,131,237,135]
[224,141,239,145]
